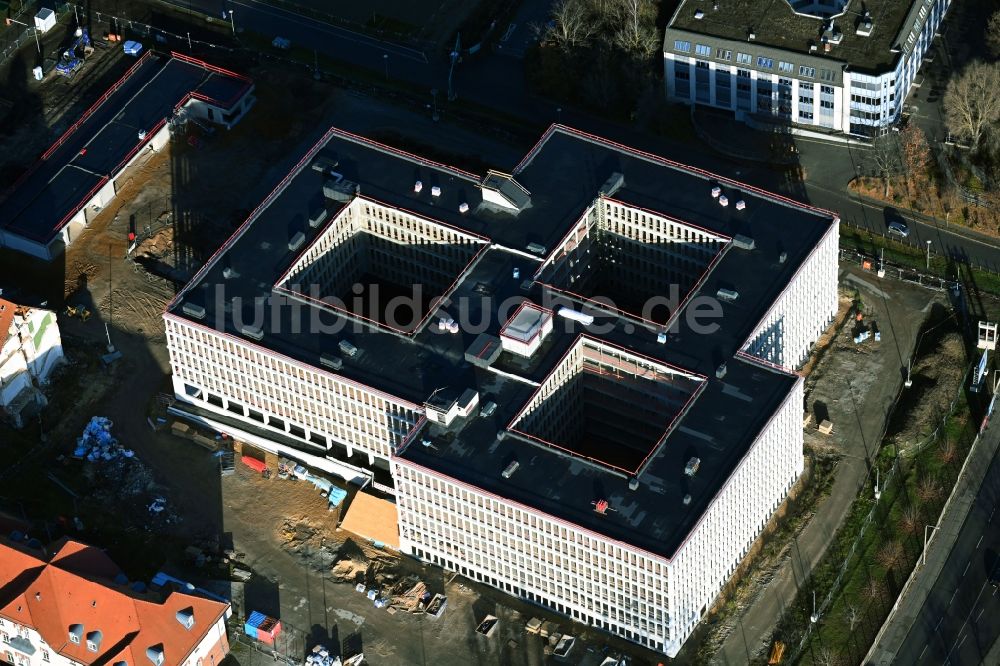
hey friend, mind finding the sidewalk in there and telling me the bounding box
[864,422,1000,664]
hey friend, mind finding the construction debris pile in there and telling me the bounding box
[304,645,342,666]
[75,417,178,528]
[73,417,135,461]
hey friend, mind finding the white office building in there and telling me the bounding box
[664,0,951,135]
[165,124,838,656]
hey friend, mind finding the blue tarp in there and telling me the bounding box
[245,610,266,639]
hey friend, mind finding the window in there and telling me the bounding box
[673,40,691,52]
[694,43,711,56]
[42,651,50,663]
[778,61,794,73]
[799,65,815,78]
[757,56,773,69]
[819,68,835,82]
[716,48,732,60]
[736,52,751,65]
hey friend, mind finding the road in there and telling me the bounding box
[890,423,1000,665]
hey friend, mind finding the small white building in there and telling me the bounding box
[0,299,64,428]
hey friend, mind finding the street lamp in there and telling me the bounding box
[4,17,41,53]
[383,53,389,80]
[925,240,932,270]
[923,524,939,565]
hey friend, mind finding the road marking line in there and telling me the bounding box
[964,562,971,576]
[936,617,944,630]
[976,608,985,622]
[919,644,929,660]
[977,535,984,549]
[958,633,968,649]
[950,590,958,605]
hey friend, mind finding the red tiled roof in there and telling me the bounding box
[0,540,229,665]
[0,298,16,342]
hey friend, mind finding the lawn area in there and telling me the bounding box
[767,310,982,665]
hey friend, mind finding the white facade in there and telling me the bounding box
[164,315,423,467]
[0,305,64,427]
[394,378,804,656]
[742,222,840,369]
[663,0,951,135]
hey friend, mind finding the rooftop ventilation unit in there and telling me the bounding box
[339,340,359,357]
[748,31,756,41]
[779,251,788,264]
[69,624,84,644]
[556,306,594,326]
[502,460,519,479]
[682,494,692,505]
[182,302,205,319]
[684,457,701,476]
[320,353,344,370]
[87,630,103,651]
[735,200,746,211]
[694,9,704,19]
[732,234,755,250]
[308,208,329,229]
[716,362,727,379]
[711,186,721,198]
[288,232,306,252]
[431,185,442,197]
[719,195,729,207]
[222,267,239,279]
[526,242,547,255]
[598,172,625,197]
[311,156,339,174]
[459,202,469,213]
[657,331,667,344]
[594,499,609,515]
[628,477,639,491]
[717,288,739,302]
[414,180,423,193]
[857,14,873,37]
[240,325,264,341]
[323,178,357,203]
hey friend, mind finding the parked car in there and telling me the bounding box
[884,207,910,238]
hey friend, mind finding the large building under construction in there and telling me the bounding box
[164,125,838,656]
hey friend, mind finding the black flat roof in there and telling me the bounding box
[0,53,251,243]
[169,125,835,558]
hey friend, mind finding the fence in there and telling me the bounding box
[790,359,975,661]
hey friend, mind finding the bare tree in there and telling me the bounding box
[868,134,900,197]
[877,539,905,571]
[814,646,842,666]
[899,505,921,536]
[548,0,595,51]
[987,10,1000,60]
[844,602,862,631]
[938,438,958,465]
[917,474,943,503]
[943,61,1000,148]
[861,576,884,605]
[899,124,932,202]
[611,0,659,57]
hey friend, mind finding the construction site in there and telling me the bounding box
[0,2,995,666]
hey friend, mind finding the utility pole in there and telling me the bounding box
[926,239,932,270]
